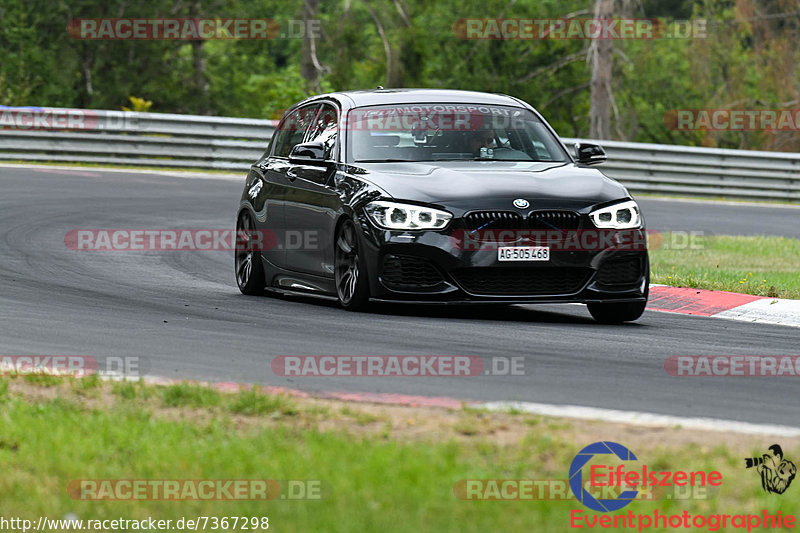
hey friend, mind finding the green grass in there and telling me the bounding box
[161,382,222,408]
[650,234,800,299]
[1,378,798,532]
[22,374,64,387]
[158,383,302,417]
[339,406,383,425]
[230,387,299,417]
[111,380,139,400]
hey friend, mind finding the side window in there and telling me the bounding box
[306,104,338,160]
[273,104,320,158]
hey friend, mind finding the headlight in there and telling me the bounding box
[365,201,452,230]
[589,200,641,229]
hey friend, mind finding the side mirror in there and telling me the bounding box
[288,142,332,167]
[574,143,607,165]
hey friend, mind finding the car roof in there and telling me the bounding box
[299,88,530,110]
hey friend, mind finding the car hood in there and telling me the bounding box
[354,161,630,211]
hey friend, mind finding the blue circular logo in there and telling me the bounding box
[569,441,638,512]
[513,198,529,209]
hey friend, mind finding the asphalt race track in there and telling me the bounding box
[639,196,800,239]
[1,165,798,428]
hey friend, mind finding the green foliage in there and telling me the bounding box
[0,0,797,149]
[122,96,153,112]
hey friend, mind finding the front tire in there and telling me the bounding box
[588,263,649,324]
[587,300,647,324]
[235,212,266,295]
[334,219,370,311]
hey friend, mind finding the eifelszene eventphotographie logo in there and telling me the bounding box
[744,444,796,495]
[569,441,722,513]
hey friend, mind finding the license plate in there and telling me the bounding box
[497,246,550,262]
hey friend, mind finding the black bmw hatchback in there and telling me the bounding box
[236,89,649,323]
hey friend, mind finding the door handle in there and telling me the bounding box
[286,169,298,181]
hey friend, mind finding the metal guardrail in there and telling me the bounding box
[0,107,798,202]
[562,138,800,202]
[0,108,274,170]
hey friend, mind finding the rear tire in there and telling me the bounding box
[235,212,266,295]
[334,219,370,311]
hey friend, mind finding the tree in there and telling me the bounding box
[301,0,326,93]
[588,0,614,139]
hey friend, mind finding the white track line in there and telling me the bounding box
[478,401,800,437]
[640,195,800,209]
[646,286,800,329]
[0,163,243,181]
[114,375,800,436]
[713,298,800,328]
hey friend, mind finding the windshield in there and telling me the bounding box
[347,104,569,163]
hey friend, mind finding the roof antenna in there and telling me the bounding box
[376,85,384,90]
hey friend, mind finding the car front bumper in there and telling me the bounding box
[358,219,650,304]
